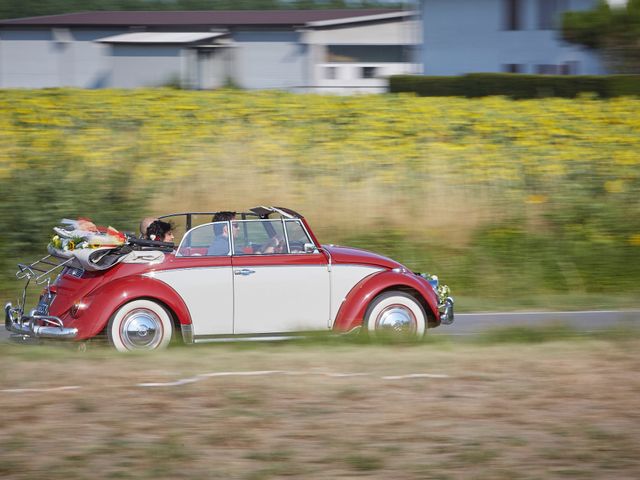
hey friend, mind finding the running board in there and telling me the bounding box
[193,335,301,344]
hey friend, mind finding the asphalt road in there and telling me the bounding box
[3,310,639,343]
[433,309,640,335]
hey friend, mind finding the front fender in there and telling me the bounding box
[72,275,192,340]
[332,270,439,332]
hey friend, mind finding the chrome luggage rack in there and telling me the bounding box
[16,254,73,286]
[7,254,79,341]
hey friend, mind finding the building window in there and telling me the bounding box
[538,0,568,30]
[504,0,524,31]
[326,45,410,63]
[503,63,525,73]
[325,66,338,80]
[361,67,377,79]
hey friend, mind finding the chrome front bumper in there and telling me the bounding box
[418,273,454,326]
[5,303,78,340]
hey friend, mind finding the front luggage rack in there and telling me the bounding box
[16,255,73,285]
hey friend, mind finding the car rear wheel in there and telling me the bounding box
[108,299,173,352]
[364,291,426,339]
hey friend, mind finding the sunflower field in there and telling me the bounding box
[1,89,638,309]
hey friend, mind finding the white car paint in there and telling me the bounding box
[149,267,234,336]
[329,265,383,325]
[233,265,330,334]
[149,262,383,337]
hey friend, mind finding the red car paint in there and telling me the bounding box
[332,270,440,332]
[323,245,404,270]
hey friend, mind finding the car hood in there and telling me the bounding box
[322,245,404,270]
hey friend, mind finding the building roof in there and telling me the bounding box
[0,9,405,27]
[97,31,227,44]
[306,10,413,28]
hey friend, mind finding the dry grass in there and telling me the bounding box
[146,147,499,248]
[1,337,639,479]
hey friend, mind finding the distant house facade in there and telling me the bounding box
[0,9,418,92]
[420,0,605,75]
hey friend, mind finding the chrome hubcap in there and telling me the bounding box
[375,305,416,334]
[120,308,162,350]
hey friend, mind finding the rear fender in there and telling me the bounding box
[75,275,191,339]
[332,270,439,332]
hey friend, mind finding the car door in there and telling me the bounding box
[231,219,330,334]
[154,222,234,337]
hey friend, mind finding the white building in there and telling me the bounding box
[0,9,418,93]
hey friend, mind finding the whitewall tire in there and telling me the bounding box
[108,299,173,352]
[365,291,426,339]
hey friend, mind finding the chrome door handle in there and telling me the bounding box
[234,269,256,276]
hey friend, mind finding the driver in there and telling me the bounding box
[207,211,237,256]
[260,235,285,254]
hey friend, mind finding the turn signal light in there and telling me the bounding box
[70,302,85,319]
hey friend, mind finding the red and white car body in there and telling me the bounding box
[5,207,453,351]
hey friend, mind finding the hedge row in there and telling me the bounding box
[389,73,640,98]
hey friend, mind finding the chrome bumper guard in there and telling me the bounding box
[418,273,455,326]
[5,303,78,340]
[438,297,454,325]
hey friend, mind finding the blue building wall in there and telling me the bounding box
[0,26,308,89]
[0,27,124,88]
[420,0,604,75]
[233,30,307,89]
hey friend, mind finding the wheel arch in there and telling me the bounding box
[332,270,439,332]
[79,275,192,340]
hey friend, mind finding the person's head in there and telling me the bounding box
[140,217,159,239]
[212,211,237,237]
[146,220,174,243]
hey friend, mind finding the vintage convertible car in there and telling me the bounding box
[5,207,453,351]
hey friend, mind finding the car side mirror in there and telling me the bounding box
[304,243,318,254]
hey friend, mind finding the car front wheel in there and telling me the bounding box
[108,299,173,352]
[365,291,426,339]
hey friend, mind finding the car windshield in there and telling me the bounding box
[176,218,314,257]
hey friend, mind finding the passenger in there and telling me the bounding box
[139,217,158,240]
[146,220,175,243]
[207,211,237,256]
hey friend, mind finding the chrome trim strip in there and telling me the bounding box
[286,219,318,250]
[194,335,300,343]
[229,220,235,256]
[281,218,291,254]
[176,221,232,257]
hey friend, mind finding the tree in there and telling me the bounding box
[562,0,640,73]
